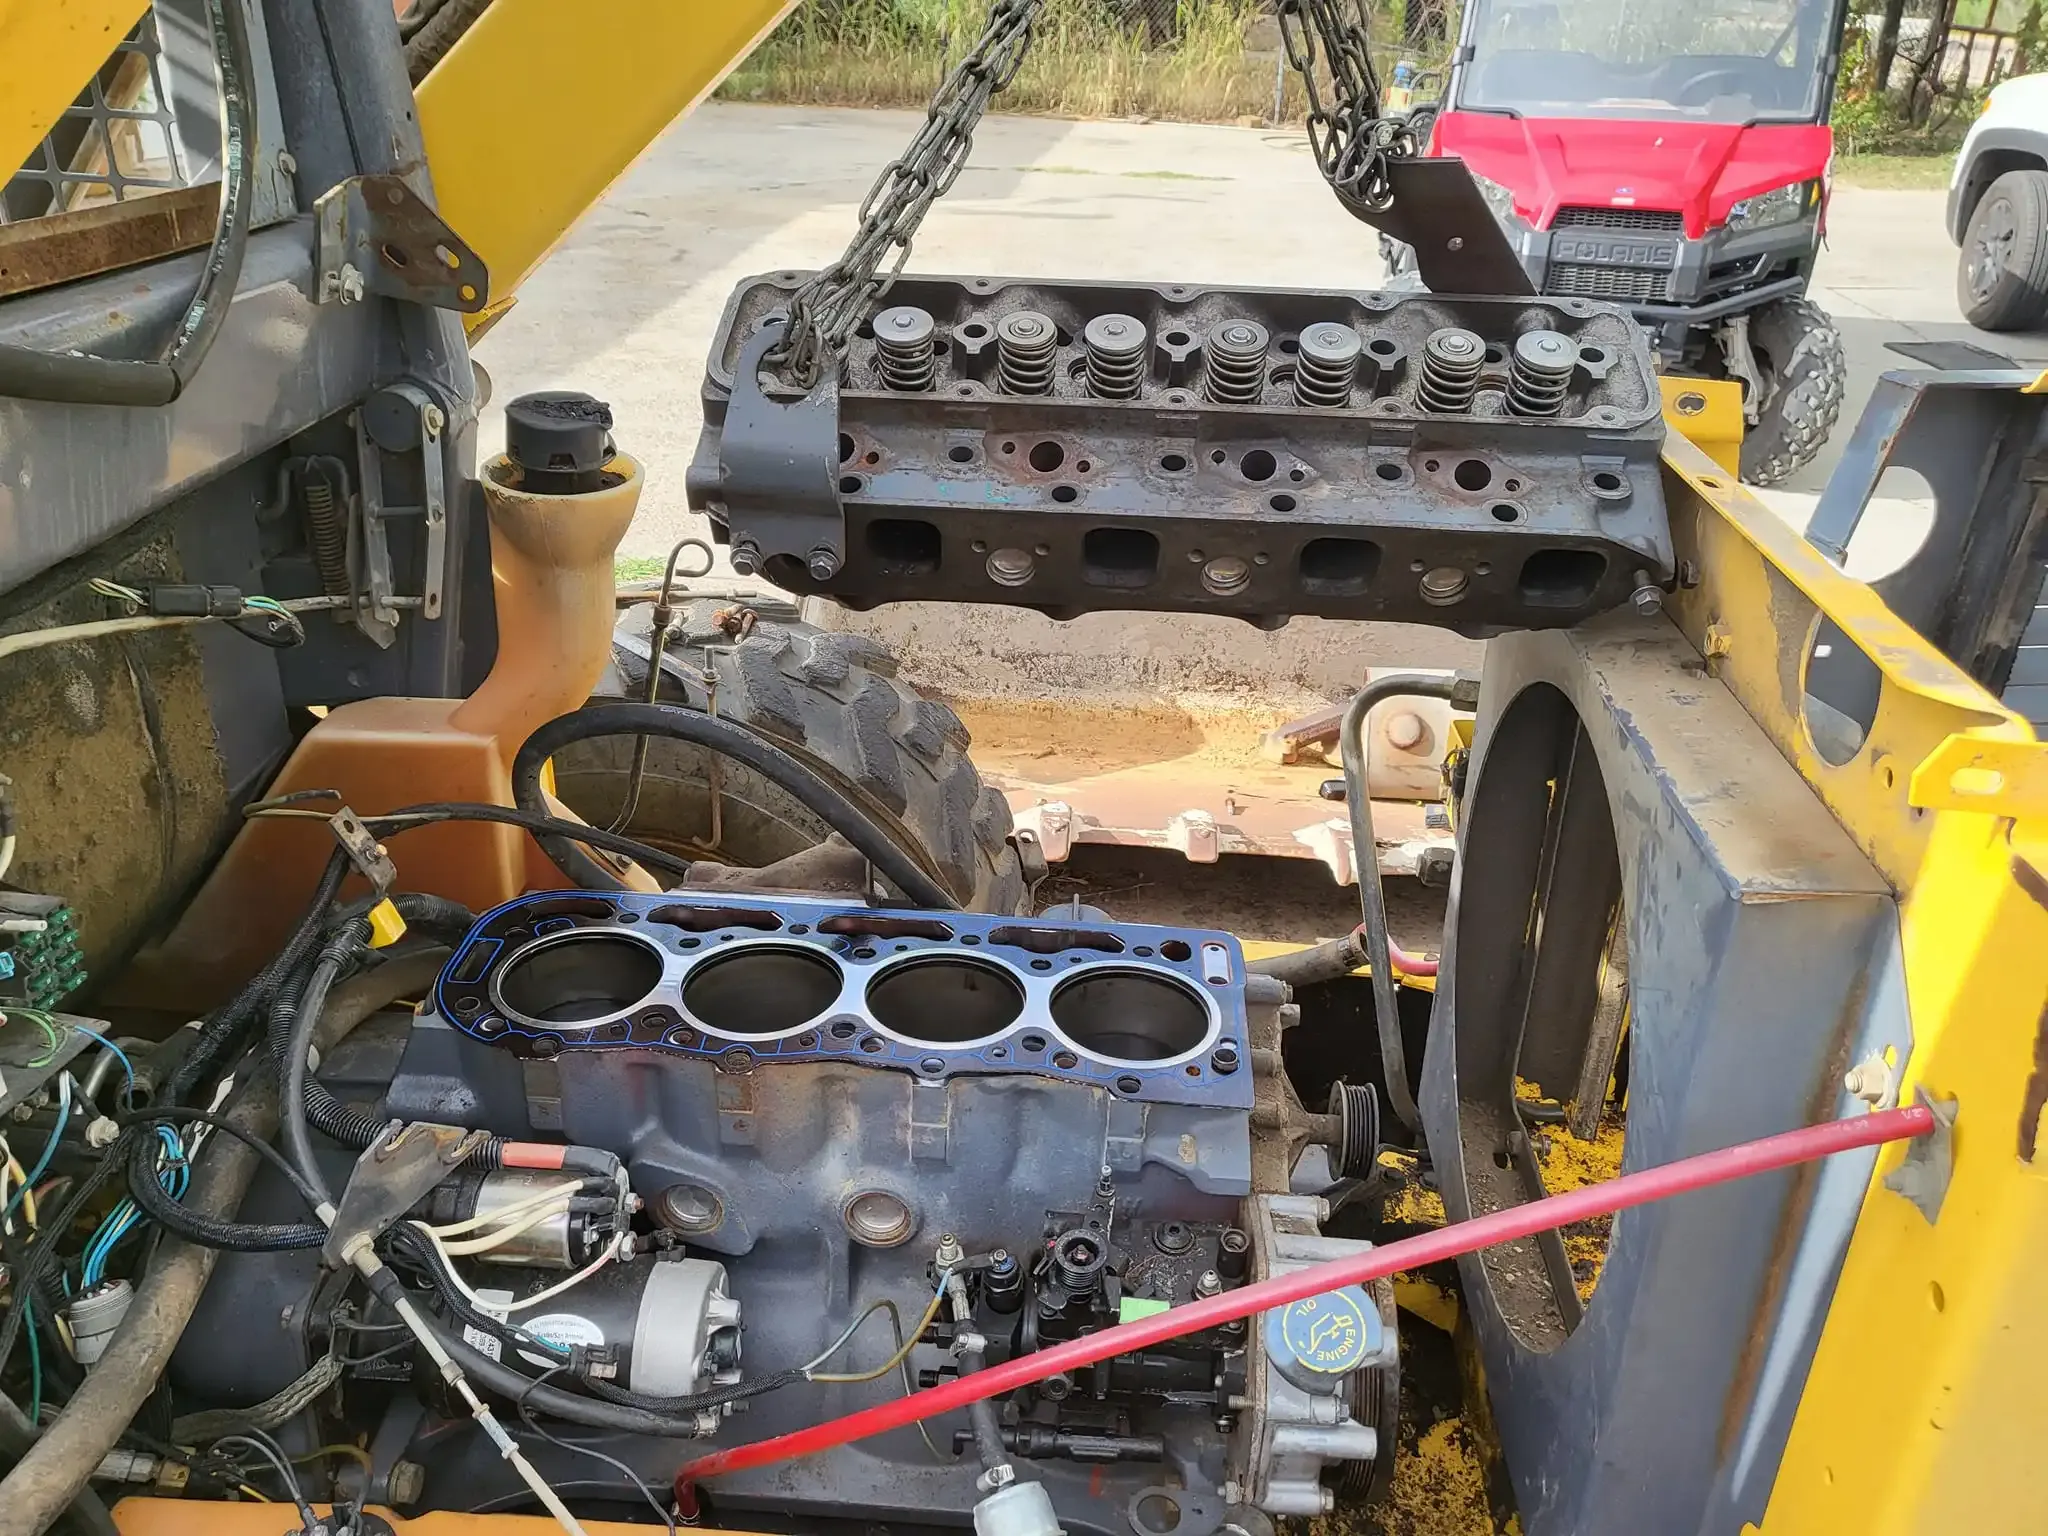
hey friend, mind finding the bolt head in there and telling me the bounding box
[1631,584,1663,616]
[730,541,762,576]
[422,404,446,437]
[807,546,841,580]
[386,1461,426,1505]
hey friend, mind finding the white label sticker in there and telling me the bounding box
[518,1311,606,1371]
[462,1289,514,1364]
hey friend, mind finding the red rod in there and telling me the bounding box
[1388,942,1439,978]
[678,1103,1932,1488]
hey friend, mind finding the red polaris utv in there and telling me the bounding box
[1384,0,1850,485]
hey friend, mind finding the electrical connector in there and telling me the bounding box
[144,584,245,617]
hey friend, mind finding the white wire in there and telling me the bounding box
[409,1223,621,1315]
[426,1179,576,1239]
[435,1194,577,1257]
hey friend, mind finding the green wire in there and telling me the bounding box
[13,1010,63,1069]
[22,1300,40,1424]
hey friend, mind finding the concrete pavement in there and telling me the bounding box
[477,103,2044,701]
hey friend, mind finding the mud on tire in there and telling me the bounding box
[1738,296,1846,487]
[553,601,1028,914]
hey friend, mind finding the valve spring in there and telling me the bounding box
[1507,329,1577,417]
[1083,313,1148,399]
[1204,320,1269,403]
[1050,1228,1109,1293]
[873,305,938,391]
[1294,322,1363,408]
[1416,327,1486,414]
[996,310,1058,396]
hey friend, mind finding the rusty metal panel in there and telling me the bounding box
[0,182,215,298]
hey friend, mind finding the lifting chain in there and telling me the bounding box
[773,0,1044,388]
[1276,0,1416,216]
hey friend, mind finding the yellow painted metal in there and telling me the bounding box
[0,0,151,188]
[414,0,797,331]
[1658,375,1744,476]
[1647,433,2048,1533]
[2025,366,2048,394]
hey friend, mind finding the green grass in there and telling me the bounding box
[614,556,665,582]
[1833,152,1957,189]
[720,0,1318,124]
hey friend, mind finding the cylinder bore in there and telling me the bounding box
[1050,969,1212,1063]
[867,956,1027,1044]
[494,931,665,1026]
[681,945,844,1037]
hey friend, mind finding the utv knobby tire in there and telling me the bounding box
[1739,296,1846,487]
[553,601,1027,914]
[1958,168,2048,332]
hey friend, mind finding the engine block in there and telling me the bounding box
[686,273,1674,635]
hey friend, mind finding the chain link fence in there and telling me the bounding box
[721,1,1466,125]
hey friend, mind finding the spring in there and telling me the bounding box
[996,310,1058,395]
[1416,327,1486,414]
[873,305,938,391]
[1083,313,1148,399]
[1294,322,1362,408]
[1507,329,1577,417]
[1204,320,1268,403]
[300,458,350,597]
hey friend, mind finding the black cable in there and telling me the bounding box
[382,1224,570,1366]
[1337,672,1477,1131]
[279,927,367,1208]
[516,1369,677,1535]
[213,1432,317,1534]
[169,849,351,1108]
[0,0,255,405]
[123,1129,324,1252]
[364,803,696,883]
[511,702,959,909]
[116,1106,325,1213]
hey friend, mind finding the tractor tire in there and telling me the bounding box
[552,600,1029,914]
[1738,296,1846,487]
[1958,168,2048,332]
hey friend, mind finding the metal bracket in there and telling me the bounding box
[715,319,846,580]
[314,173,489,313]
[323,1121,488,1267]
[327,807,396,897]
[350,384,451,644]
[1883,1090,1958,1224]
[1353,158,1534,296]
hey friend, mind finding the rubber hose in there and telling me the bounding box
[0,1398,116,1536]
[1338,673,1476,1131]
[0,1081,286,1536]
[1248,929,1369,987]
[511,702,960,910]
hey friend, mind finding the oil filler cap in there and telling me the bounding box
[1265,1286,1383,1390]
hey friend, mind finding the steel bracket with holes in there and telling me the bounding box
[315,173,489,314]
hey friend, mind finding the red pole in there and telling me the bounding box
[677,1104,1933,1489]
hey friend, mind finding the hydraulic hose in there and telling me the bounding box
[676,1104,1935,1489]
[511,702,960,910]
[0,0,254,405]
[1337,673,1478,1131]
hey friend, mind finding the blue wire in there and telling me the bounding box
[64,1024,135,1102]
[80,1126,186,1287]
[4,1074,69,1225]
